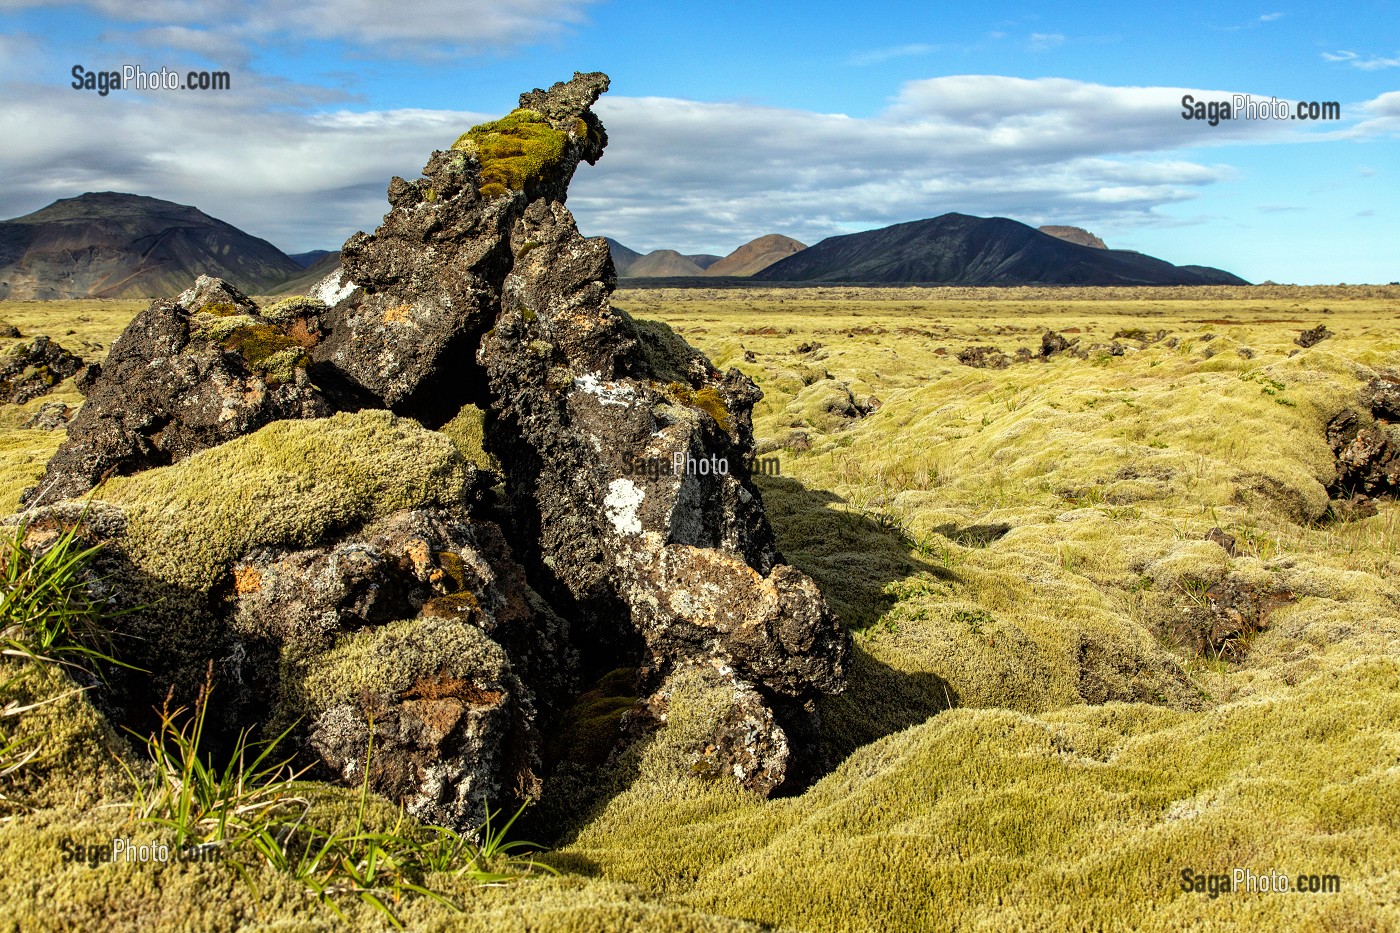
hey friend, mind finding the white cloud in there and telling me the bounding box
[1258,12,1284,22]
[0,0,596,52]
[0,75,1385,257]
[847,44,938,67]
[568,77,1330,251]
[1322,49,1400,69]
[1028,32,1065,50]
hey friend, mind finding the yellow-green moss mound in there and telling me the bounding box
[452,110,568,200]
[101,410,471,591]
[558,657,1400,931]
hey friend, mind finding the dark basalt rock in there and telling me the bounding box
[0,335,82,405]
[308,73,610,421]
[315,71,849,792]
[1327,376,1400,509]
[1040,329,1079,358]
[1295,324,1333,348]
[957,345,1010,369]
[23,276,330,504]
[24,401,72,431]
[24,72,850,817]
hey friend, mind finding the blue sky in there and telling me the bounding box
[1,0,1397,282]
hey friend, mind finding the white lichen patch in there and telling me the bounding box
[604,478,645,535]
[312,270,356,307]
[574,372,634,407]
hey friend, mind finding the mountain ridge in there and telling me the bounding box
[0,192,303,299]
[755,213,1246,285]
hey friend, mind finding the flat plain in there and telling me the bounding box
[1,285,1397,931]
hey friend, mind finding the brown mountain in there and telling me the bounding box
[622,249,706,277]
[706,234,806,276]
[0,192,303,299]
[604,238,643,275]
[1038,225,1108,249]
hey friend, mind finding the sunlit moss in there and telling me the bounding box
[452,109,568,200]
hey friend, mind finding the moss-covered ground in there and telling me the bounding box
[2,286,1398,930]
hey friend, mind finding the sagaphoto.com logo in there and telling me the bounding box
[71,64,230,97]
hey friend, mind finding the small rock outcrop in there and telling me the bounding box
[1295,324,1333,348]
[24,277,328,504]
[957,345,1010,369]
[0,335,82,405]
[1326,376,1400,515]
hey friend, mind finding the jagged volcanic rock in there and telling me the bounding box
[24,276,329,504]
[1327,376,1400,511]
[23,72,851,819]
[314,72,850,792]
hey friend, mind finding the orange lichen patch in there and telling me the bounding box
[403,537,432,577]
[283,318,320,348]
[232,565,262,595]
[382,303,414,325]
[402,672,502,705]
[402,696,466,738]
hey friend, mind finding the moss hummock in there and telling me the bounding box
[100,410,472,591]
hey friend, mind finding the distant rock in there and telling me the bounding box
[1295,324,1333,348]
[622,249,706,277]
[1039,225,1107,249]
[755,213,1247,285]
[24,401,72,430]
[0,336,83,405]
[706,234,807,276]
[0,192,304,299]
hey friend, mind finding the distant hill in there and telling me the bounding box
[288,249,335,268]
[706,234,807,276]
[1039,225,1107,250]
[686,254,722,270]
[0,192,304,299]
[605,238,644,276]
[755,213,1246,286]
[275,251,342,295]
[623,249,706,277]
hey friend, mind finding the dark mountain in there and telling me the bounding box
[275,250,342,295]
[755,214,1246,286]
[706,234,807,276]
[0,192,304,299]
[686,254,723,270]
[288,249,334,268]
[604,238,644,275]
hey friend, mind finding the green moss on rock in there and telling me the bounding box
[297,616,507,711]
[665,383,733,433]
[452,109,568,200]
[101,411,472,591]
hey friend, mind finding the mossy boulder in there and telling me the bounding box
[25,278,329,505]
[290,616,540,829]
[0,335,83,406]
